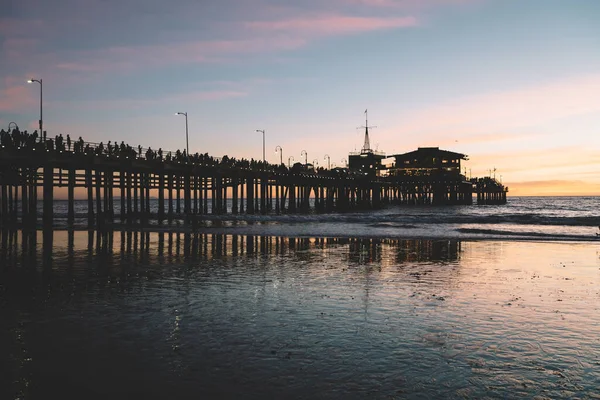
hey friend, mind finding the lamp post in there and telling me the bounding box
[324,154,330,169]
[288,156,294,169]
[8,122,19,132]
[175,112,189,155]
[313,159,319,168]
[341,158,347,168]
[255,129,265,163]
[275,145,283,165]
[301,150,307,165]
[27,78,42,140]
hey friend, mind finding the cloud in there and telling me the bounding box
[246,15,417,35]
[43,36,308,79]
[52,89,248,112]
[335,0,479,8]
[2,38,40,60]
[0,79,36,112]
[47,12,416,78]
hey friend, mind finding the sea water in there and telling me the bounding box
[44,196,600,240]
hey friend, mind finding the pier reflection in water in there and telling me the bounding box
[1,229,599,399]
[0,228,462,269]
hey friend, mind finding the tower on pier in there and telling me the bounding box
[348,109,386,177]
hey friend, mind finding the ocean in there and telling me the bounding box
[1,196,599,399]
[50,195,600,240]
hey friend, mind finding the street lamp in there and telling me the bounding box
[288,156,294,168]
[313,159,319,168]
[341,158,347,167]
[8,122,19,132]
[301,150,307,165]
[175,112,189,155]
[27,78,42,140]
[255,129,265,163]
[324,154,330,169]
[275,145,283,165]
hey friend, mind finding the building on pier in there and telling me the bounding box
[384,147,506,205]
[348,148,386,178]
[388,147,467,177]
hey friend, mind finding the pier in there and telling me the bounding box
[0,129,507,229]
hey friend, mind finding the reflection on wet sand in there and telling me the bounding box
[3,228,597,399]
[0,228,462,269]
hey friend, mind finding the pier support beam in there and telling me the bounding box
[68,168,75,226]
[158,174,165,224]
[43,165,53,228]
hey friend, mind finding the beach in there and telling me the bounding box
[1,218,599,398]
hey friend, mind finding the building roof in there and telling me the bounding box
[392,147,467,161]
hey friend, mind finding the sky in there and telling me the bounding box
[2,0,600,196]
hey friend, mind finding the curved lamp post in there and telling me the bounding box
[324,154,330,169]
[275,145,283,165]
[313,159,319,168]
[255,129,265,163]
[301,150,307,165]
[27,78,42,139]
[8,122,19,132]
[175,112,189,154]
[341,158,347,168]
[288,156,294,168]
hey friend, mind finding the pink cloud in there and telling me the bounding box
[340,0,479,7]
[52,89,248,112]
[48,36,307,78]
[2,38,40,61]
[0,17,44,37]
[246,15,417,35]
[0,84,36,112]
[54,13,415,76]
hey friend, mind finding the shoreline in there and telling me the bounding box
[2,226,600,243]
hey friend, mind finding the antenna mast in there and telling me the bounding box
[357,109,377,153]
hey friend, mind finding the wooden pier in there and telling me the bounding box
[0,132,507,229]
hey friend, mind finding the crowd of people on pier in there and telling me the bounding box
[0,127,344,176]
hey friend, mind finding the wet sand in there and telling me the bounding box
[1,230,599,399]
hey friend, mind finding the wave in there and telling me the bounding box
[455,228,597,241]
[45,211,600,227]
